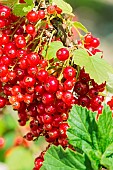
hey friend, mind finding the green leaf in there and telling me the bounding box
[13,3,28,17]
[67,105,101,170]
[23,4,34,13]
[72,21,88,33]
[97,104,113,153]
[41,145,86,170]
[73,49,113,84]
[46,41,64,60]
[24,0,33,5]
[6,146,34,170]
[106,73,113,93]
[101,142,113,169]
[12,0,34,17]
[67,105,97,150]
[52,0,73,15]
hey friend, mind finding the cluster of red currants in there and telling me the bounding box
[0,2,106,169]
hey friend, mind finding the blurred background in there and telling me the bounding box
[0,0,113,170]
[67,0,113,64]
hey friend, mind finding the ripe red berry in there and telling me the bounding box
[0,96,6,108]
[56,48,69,61]
[26,24,35,35]
[44,76,59,93]
[0,5,11,19]
[63,66,76,79]
[15,35,26,48]
[27,11,39,22]
[74,81,89,96]
[38,10,45,19]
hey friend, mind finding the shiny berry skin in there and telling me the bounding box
[74,81,89,96]
[62,91,74,106]
[0,64,8,77]
[0,5,11,19]
[0,34,9,45]
[23,76,36,87]
[78,95,90,107]
[45,104,56,115]
[35,157,43,169]
[0,18,6,28]
[0,96,6,108]
[37,69,48,82]
[25,132,33,141]
[11,85,21,96]
[84,33,93,43]
[90,37,100,48]
[27,52,40,66]
[48,128,59,140]
[63,66,76,79]
[64,79,75,90]
[88,88,98,98]
[27,11,39,22]
[56,48,69,61]
[59,123,69,138]
[38,10,45,19]
[26,24,35,35]
[42,92,55,105]
[15,35,26,48]
[44,76,59,93]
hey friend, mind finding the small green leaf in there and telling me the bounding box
[46,41,64,60]
[23,4,34,12]
[97,104,113,153]
[41,145,86,170]
[52,0,73,15]
[73,49,113,84]
[13,0,34,17]
[72,21,88,33]
[13,3,28,17]
[101,142,113,169]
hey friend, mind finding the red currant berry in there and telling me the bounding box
[56,48,69,61]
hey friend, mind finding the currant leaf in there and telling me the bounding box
[46,41,64,60]
[101,142,113,169]
[73,49,113,84]
[41,145,86,170]
[97,104,113,153]
[52,0,73,15]
[67,105,97,150]
[106,73,113,93]
[24,0,33,5]
[72,21,88,33]
[13,0,34,17]
[67,105,101,170]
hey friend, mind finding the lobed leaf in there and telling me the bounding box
[73,49,113,84]
[97,104,113,153]
[41,145,86,170]
[101,142,113,169]
[72,21,88,33]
